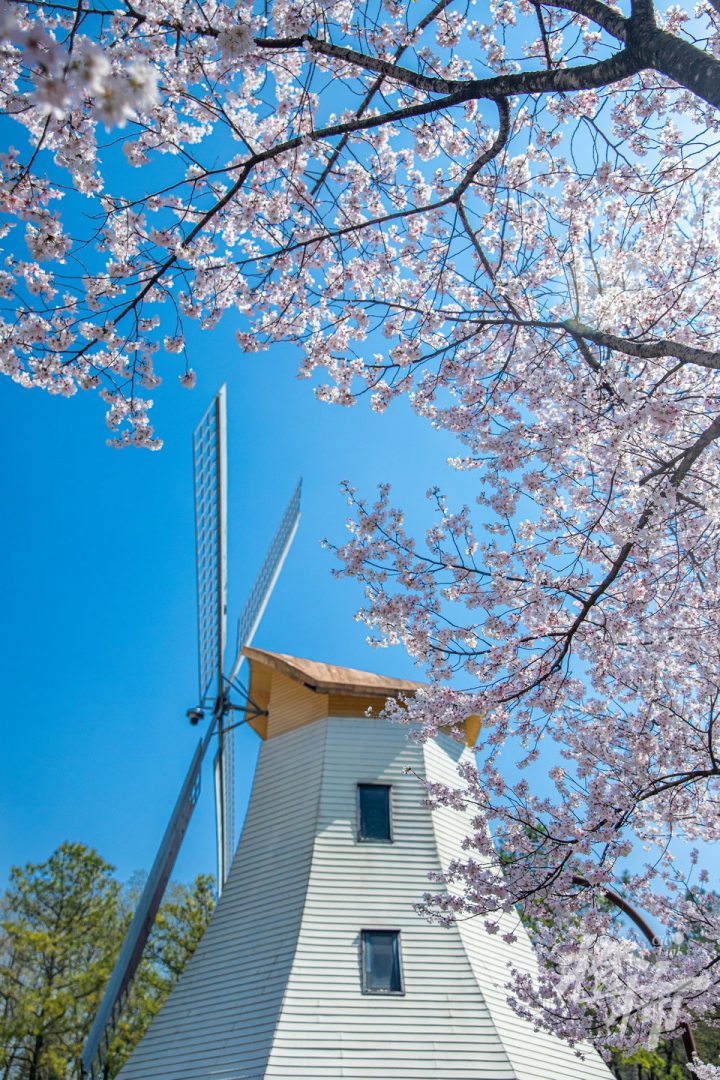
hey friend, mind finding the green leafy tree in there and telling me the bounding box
[611,1044,686,1080]
[0,844,214,1079]
[0,843,123,1080]
[611,1027,720,1080]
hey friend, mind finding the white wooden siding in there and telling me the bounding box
[425,735,612,1080]
[264,718,513,1079]
[116,720,327,1080]
[117,716,613,1079]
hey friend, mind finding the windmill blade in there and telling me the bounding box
[193,385,228,707]
[83,389,229,1074]
[80,722,215,1079]
[82,399,300,1068]
[218,480,301,884]
[193,386,230,890]
[227,479,302,686]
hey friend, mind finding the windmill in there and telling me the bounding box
[82,390,613,1080]
[80,385,301,1080]
[108,647,615,1080]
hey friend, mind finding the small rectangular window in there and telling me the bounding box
[361,930,403,994]
[357,783,392,842]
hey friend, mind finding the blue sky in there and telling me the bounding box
[0,312,472,888]
[0,2,477,893]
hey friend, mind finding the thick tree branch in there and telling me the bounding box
[563,320,720,370]
[266,11,720,112]
[670,413,720,486]
[263,35,642,100]
[543,0,629,41]
[626,20,720,109]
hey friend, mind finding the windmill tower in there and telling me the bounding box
[84,388,614,1080]
[114,649,613,1079]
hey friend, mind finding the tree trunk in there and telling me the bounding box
[27,1034,43,1080]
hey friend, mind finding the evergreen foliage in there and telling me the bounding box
[0,842,214,1079]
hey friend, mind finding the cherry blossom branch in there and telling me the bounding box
[66,89,512,363]
[308,0,456,198]
[289,35,642,101]
[572,876,700,1074]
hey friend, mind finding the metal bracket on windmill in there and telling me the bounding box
[79,384,301,1080]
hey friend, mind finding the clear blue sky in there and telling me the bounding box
[0,313,471,888]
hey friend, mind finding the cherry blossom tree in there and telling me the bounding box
[3,0,720,1070]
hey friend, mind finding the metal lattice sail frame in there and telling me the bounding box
[80,733,208,1079]
[192,387,234,886]
[217,478,302,876]
[193,386,227,708]
[229,479,302,684]
[80,386,301,1080]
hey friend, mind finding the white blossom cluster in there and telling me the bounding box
[1,4,159,126]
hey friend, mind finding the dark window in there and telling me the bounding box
[361,930,403,994]
[357,783,392,842]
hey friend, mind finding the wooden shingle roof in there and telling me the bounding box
[242,646,424,699]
